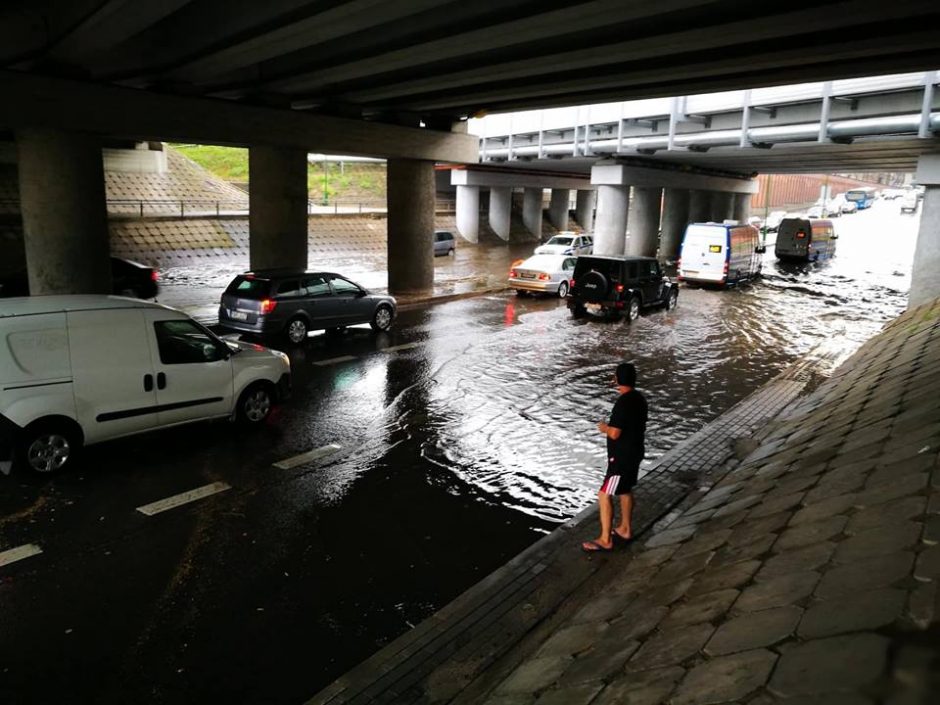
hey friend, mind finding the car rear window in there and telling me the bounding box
[574,258,620,278]
[225,276,271,299]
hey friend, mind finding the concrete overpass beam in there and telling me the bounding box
[456,185,480,243]
[15,128,111,294]
[660,189,690,262]
[594,185,629,256]
[576,190,596,231]
[710,191,735,222]
[733,193,752,223]
[628,187,662,257]
[910,155,940,308]
[488,187,512,241]
[522,188,544,240]
[249,146,308,271]
[549,189,570,230]
[388,159,435,295]
[688,190,712,224]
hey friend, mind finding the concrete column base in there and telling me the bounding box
[456,185,480,243]
[733,193,752,223]
[16,128,111,294]
[576,190,596,231]
[688,190,712,224]
[710,191,735,222]
[489,187,512,241]
[388,158,435,295]
[627,186,662,257]
[910,186,940,308]
[249,146,308,271]
[594,185,629,255]
[660,189,690,261]
[521,188,543,241]
[549,189,570,230]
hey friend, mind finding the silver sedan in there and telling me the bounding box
[508,254,578,297]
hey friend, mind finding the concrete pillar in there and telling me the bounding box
[594,185,629,255]
[910,187,940,308]
[733,193,752,223]
[549,188,570,230]
[688,189,711,224]
[660,189,690,261]
[249,146,308,271]
[576,190,596,231]
[488,187,512,241]
[627,186,662,257]
[387,158,435,295]
[16,128,111,294]
[455,185,480,243]
[522,187,543,240]
[710,191,735,222]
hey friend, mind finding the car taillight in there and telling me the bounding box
[260,299,277,314]
[723,262,729,274]
[510,269,518,278]
[615,284,624,293]
[538,273,550,281]
[151,270,159,282]
[570,278,575,287]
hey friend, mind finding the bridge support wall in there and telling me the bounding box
[576,190,596,231]
[660,189,690,261]
[689,190,712,224]
[733,193,752,223]
[522,188,543,240]
[16,128,111,294]
[456,185,480,243]
[388,158,435,294]
[594,185,629,255]
[549,189,570,230]
[710,191,735,222]
[249,146,308,271]
[628,187,662,257]
[911,156,940,308]
[489,187,512,241]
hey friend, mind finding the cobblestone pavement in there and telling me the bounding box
[466,297,940,705]
[308,338,831,704]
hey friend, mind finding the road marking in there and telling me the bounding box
[384,342,423,353]
[273,443,342,470]
[136,482,231,516]
[0,543,43,568]
[313,355,358,366]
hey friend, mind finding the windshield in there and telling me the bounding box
[546,237,574,246]
[845,190,871,202]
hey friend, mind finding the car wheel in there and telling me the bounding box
[448,248,455,257]
[371,304,394,332]
[237,383,274,425]
[557,280,569,298]
[16,420,80,474]
[665,287,678,310]
[626,295,641,323]
[286,317,308,344]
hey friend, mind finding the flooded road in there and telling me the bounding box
[0,199,919,704]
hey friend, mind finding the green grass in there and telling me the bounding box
[171,144,249,181]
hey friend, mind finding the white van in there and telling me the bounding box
[0,296,291,474]
[678,223,765,286]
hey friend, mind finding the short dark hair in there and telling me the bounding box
[616,362,637,387]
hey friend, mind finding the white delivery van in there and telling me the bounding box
[678,223,765,286]
[0,296,291,474]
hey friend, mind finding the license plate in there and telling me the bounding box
[229,310,248,321]
[521,273,535,279]
[586,303,602,312]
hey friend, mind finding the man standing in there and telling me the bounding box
[582,362,648,552]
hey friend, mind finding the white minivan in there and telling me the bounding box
[0,296,291,474]
[678,223,765,286]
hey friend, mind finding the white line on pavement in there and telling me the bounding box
[0,543,43,568]
[273,444,342,470]
[312,355,358,366]
[383,342,423,353]
[136,482,231,516]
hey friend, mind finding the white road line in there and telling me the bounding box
[312,355,358,367]
[0,543,43,568]
[136,482,231,516]
[384,342,423,353]
[273,443,342,470]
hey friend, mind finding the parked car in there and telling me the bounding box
[0,257,159,299]
[0,296,290,474]
[509,254,577,298]
[900,191,919,213]
[841,200,858,214]
[534,233,593,256]
[807,205,825,219]
[678,223,764,287]
[775,218,838,262]
[568,255,678,322]
[219,270,397,344]
[434,230,456,256]
[826,196,844,217]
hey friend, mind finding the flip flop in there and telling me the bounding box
[581,540,614,553]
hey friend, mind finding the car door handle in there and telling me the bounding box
[157,372,166,390]
[144,374,154,392]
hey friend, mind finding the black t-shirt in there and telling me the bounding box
[607,388,647,468]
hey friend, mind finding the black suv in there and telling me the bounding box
[568,255,678,321]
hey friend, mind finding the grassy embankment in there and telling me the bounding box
[170,144,387,204]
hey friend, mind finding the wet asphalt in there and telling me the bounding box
[0,199,920,704]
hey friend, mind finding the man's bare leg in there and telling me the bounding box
[594,491,614,548]
[614,492,634,539]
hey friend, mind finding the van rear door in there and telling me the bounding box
[680,225,728,282]
[67,309,158,443]
[143,311,234,427]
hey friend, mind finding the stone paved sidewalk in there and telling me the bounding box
[309,345,829,704]
[471,297,940,705]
